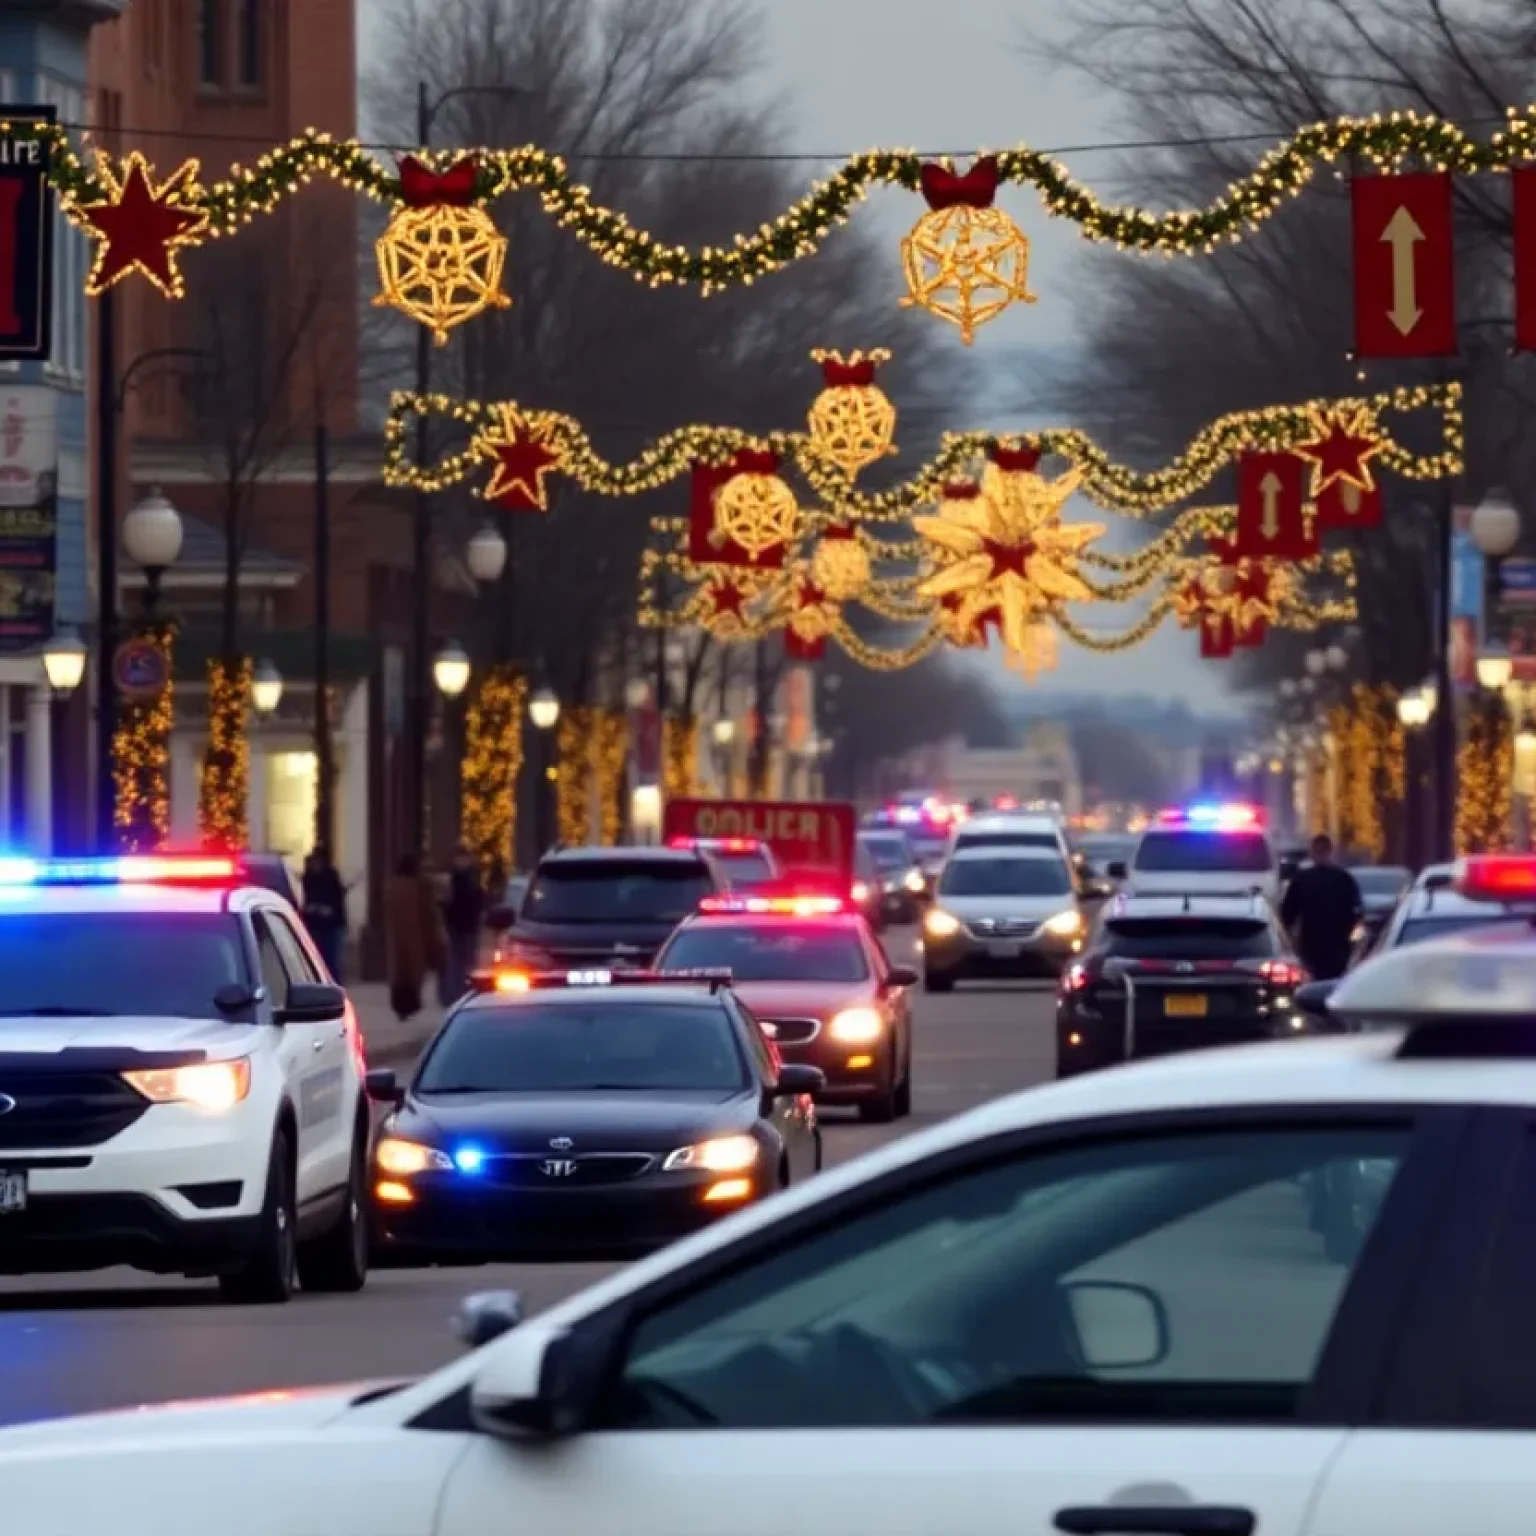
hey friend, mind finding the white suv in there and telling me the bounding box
[0,855,371,1301]
[1114,804,1280,904]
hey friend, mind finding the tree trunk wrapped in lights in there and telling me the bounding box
[556,705,595,847]
[199,656,252,851]
[1328,683,1402,861]
[592,709,629,845]
[113,621,176,853]
[663,716,698,801]
[460,665,525,878]
[1457,693,1513,854]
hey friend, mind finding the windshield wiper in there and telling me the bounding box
[0,1006,119,1017]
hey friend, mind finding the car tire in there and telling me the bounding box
[858,1061,900,1124]
[219,1128,299,1305]
[922,970,954,994]
[894,1065,912,1118]
[297,1122,370,1293]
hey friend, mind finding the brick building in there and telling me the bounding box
[87,0,433,963]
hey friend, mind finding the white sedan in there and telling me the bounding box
[11,855,1536,1536]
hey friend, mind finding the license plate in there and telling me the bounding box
[0,1171,26,1213]
[987,941,1022,959]
[1164,993,1208,1017]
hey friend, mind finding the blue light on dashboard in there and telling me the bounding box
[453,1145,486,1175]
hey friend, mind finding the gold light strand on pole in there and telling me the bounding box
[460,666,526,878]
[556,706,595,846]
[112,621,175,853]
[199,657,252,851]
[592,710,629,845]
[663,718,699,800]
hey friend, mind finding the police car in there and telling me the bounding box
[1355,858,1525,960]
[19,857,1536,1535]
[0,855,370,1302]
[1110,802,1281,904]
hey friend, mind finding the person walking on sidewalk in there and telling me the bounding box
[1279,833,1364,981]
[301,845,348,982]
[386,853,444,1021]
[440,845,485,1006]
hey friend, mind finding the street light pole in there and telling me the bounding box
[408,79,434,856]
[1432,484,1457,862]
[93,288,117,851]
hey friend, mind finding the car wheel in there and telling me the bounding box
[922,970,954,994]
[858,1060,900,1124]
[220,1128,298,1304]
[893,1067,912,1118]
[297,1123,370,1293]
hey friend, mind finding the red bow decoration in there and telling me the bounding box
[398,156,480,208]
[919,157,1001,210]
[942,482,981,500]
[822,522,856,539]
[819,356,877,387]
[989,444,1041,473]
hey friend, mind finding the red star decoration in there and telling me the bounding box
[480,421,561,511]
[797,579,826,609]
[1237,563,1271,604]
[77,153,209,298]
[1177,579,1206,627]
[983,537,1034,579]
[1295,408,1381,496]
[709,581,745,618]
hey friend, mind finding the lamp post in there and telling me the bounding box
[121,489,184,614]
[528,685,560,858]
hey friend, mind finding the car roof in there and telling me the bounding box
[0,883,277,916]
[947,842,1064,862]
[1102,891,1269,919]
[539,846,708,866]
[458,983,731,1012]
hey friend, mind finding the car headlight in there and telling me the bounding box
[903,869,925,893]
[828,1005,883,1043]
[852,880,870,902]
[1041,909,1083,937]
[122,1059,251,1112]
[376,1137,454,1175]
[924,907,961,938]
[663,1134,759,1172]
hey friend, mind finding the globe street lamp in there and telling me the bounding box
[41,630,87,696]
[465,525,507,586]
[529,686,560,732]
[1305,648,1328,677]
[250,659,284,717]
[1477,647,1514,692]
[528,686,561,855]
[624,677,650,711]
[432,641,472,699]
[121,488,184,611]
[1469,490,1522,559]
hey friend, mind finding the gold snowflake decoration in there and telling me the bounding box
[915,462,1103,666]
[899,205,1037,344]
[374,204,511,345]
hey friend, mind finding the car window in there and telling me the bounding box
[1393,913,1519,946]
[251,914,290,1008]
[601,1123,1410,1428]
[1101,917,1279,960]
[1133,831,1274,875]
[658,924,870,983]
[957,831,1061,852]
[938,857,1072,898]
[860,837,911,869]
[523,862,713,924]
[267,909,323,982]
[730,999,779,1082]
[713,850,776,889]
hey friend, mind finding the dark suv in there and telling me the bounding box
[490,846,724,971]
[1055,891,1308,1077]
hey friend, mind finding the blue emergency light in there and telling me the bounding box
[0,855,240,887]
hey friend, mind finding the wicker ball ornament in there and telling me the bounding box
[811,533,872,601]
[711,470,799,562]
[807,349,897,477]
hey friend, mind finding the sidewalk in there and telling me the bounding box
[351,983,445,1071]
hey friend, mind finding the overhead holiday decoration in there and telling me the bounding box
[460,666,526,878]
[810,526,872,600]
[1235,450,1316,561]
[710,461,800,562]
[112,620,176,853]
[199,658,253,852]
[1296,404,1383,496]
[472,406,563,511]
[76,152,209,298]
[383,383,1463,521]
[701,577,751,637]
[373,155,510,345]
[1351,171,1456,359]
[807,350,897,476]
[899,158,1036,343]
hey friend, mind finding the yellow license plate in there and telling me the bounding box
[1164,993,1208,1017]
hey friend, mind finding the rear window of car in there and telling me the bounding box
[523,861,713,924]
[658,923,870,983]
[1101,916,1279,959]
[955,830,1060,852]
[1132,831,1274,875]
[713,850,775,889]
[860,836,911,869]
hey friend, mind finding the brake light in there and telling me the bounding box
[1455,856,1536,903]
[1258,960,1306,986]
[1063,961,1093,992]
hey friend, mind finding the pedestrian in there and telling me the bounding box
[300,845,348,982]
[386,852,444,1021]
[1279,833,1364,981]
[439,844,485,1006]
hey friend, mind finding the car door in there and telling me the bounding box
[731,995,816,1183]
[250,909,331,1203]
[435,1105,1462,1536]
[267,906,352,1197]
[1306,1106,1536,1536]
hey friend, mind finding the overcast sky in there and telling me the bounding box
[361,0,1230,709]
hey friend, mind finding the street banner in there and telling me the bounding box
[0,109,55,362]
[663,798,857,878]
[1351,171,1456,358]
[1234,450,1312,560]
[0,386,56,650]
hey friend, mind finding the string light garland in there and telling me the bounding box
[381,383,1462,520]
[112,621,175,853]
[556,707,595,847]
[32,110,1536,317]
[663,718,700,800]
[592,710,629,845]
[1457,693,1514,853]
[460,666,526,877]
[199,657,252,851]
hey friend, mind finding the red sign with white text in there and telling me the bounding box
[663,799,857,879]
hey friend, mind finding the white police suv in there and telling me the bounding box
[12,856,1536,1536]
[0,854,370,1301]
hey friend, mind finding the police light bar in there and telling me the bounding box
[698,893,849,917]
[1454,855,1536,904]
[472,968,735,994]
[0,855,241,887]
[1155,803,1262,831]
[668,835,764,853]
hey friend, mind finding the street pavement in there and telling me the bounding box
[0,931,1061,1426]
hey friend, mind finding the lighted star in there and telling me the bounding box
[914,462,1103,662]
[1295,406,1382,496]
[474,409,562,511]
[74,151,209,298]
[708,580,745,619]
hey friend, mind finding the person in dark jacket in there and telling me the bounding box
[301,846,348,981]
[440,845,485,1005]
[1279,833,1364,981]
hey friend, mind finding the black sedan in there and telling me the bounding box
[364,971,823,1263]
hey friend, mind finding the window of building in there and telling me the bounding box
[198,0,224,88]
[237,0,262,88]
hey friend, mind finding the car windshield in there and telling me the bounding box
[860,837,911,870]
[1133,831,1273,874]
[1102,917,1277,959]
[0,912,247,1018]
[1394,913,1521,946]
[659,923,870,983]
[522,862,712,924]
[713,851,775,889]
[956,830,1059,853]
[939,857,1072,898]
[1352,868,1411,898]
[416,1001,746,1093]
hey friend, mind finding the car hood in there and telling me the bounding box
[728,980,872,1019]
[0,1017,258,1060]
[933,894,1075,920]
[398,1089,749,1152]
[0,1381,387,1459]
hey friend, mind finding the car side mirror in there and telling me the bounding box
[276,981,346,1025]
[774,1063,826,1098]
[1062,1279,1169,1370]
[456,1289,525,1350]
[485,904,516,933]
[886,965,919,989]
[214,982,262,1015]
[469,1319,610,1439]
[1105,861,1127,881]
[364,1067,405,1105]
[1294,979,1337,1018]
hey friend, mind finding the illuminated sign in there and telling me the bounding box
[0,110,54,363]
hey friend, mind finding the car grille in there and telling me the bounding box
[0,1071,149,1150]
[968,918,1040,938]
[482,1153,655,1188]
[759,1017,821,1045]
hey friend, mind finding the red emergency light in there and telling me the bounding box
[698,894,849,918]
[669,836,765,853]
[1455,855,1536,904]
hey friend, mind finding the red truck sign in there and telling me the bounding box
[663,799,858,879]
